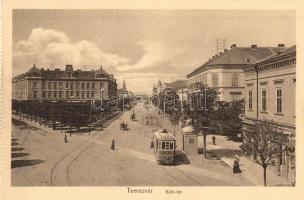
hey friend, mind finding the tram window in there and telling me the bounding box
[170,142,174,150]
[158,141,162,149]
[162,142,166,149]
[165,142,170,150]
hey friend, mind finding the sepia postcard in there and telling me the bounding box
[1,0,304,200]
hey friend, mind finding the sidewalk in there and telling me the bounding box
[203,135,293,186]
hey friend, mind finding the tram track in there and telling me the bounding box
[50,112,121,186]
[160,164,204,186]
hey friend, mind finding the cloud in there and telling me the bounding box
[14,28,128,71]
[115,39,185,72]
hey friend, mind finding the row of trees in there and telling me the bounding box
[153,85,294,186]
[12,98,131,130]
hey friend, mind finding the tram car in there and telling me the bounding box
[153,130,176,165]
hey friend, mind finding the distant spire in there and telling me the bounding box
[122,79,126,90]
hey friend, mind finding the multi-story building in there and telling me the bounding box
[242,45,296,136]
[242,45,296,180]
[186,44,285,102]
[12,64,117,101]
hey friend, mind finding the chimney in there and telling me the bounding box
[278,44,285,48]
[65,64,73,72]
[230,44,236,48]
[41,68,44,71]
[251,44,258,49]
[224,49,228,52]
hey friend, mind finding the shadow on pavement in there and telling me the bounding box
[11,152,30,158]
[174,150,190,165]
[11,159,44,168]
[11,147,25,151]
[209,148,244,158]
[11,142,20,146]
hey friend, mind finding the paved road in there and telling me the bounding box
[11,104,253,186]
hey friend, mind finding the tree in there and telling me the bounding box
[210,99,245,138]
[240,119,286,186]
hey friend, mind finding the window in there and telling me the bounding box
[54,91,57,98]
[66,82,69,90]
[162,141,165,149]
[231,94,239,102]
[277,89,282,113]
[82,92,85,99]
[59,82,63,89]
[48,91,52,98]
[158,141,162,149]
[203,74,207,85]
[66,91,69,98]
[165,141,171,149]
[70,83,74,90]
[81,82,85,89]
[212,74,218,87]
[42,81,46,89]
[59,91,62,99]
[87,83,90,89]
[76,82,79,90]
[48,82,52,90]
[232,73,239,87]
[42,91,46,98]
[91,92,94,97]
[33,91,37,98]
[53,82,57,89]
[248,90,253,110]
[33,82,38,89]
[76,92,80,98]
[87,92,90,98]
[70,91,74,98]
[92,83,95,89]
[170,142,174,150]
[189,138,194,144]
[261,89,267,112]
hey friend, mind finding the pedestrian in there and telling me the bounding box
[111,139,115,150]
[64,134,68,143]
[233,155,241,174]
[212,136,216,145]
[150,140,154,149]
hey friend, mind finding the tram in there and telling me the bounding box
[153,130,176,165]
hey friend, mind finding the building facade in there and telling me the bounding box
[186,44,285,102]
[117,80,129,99]
[12,64,117,101]
[242,45,296,136]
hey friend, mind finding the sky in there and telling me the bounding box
[13,10,295,94]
